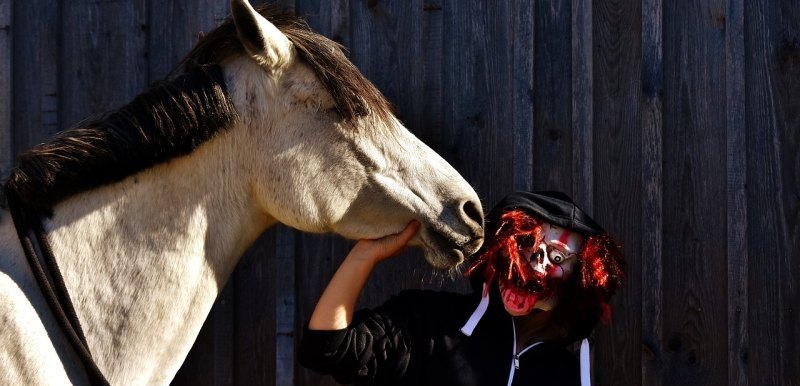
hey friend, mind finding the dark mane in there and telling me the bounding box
[5,64,237,213]
[4,7,393,213]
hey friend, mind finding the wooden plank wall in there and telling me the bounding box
[0,0,10,179]
[1,1,798,385]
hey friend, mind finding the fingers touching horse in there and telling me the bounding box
[0,1,484,384]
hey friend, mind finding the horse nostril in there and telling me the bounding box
[460,199,484,228]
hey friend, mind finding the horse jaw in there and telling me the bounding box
[324,118,486,269]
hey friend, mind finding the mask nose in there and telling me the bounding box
[532,244,550,274]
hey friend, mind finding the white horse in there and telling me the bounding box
[0,1,484,384]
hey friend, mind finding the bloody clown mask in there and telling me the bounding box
[498,220,585,315]
[467,210,584,316]
[465,190,625,326]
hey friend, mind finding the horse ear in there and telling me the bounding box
[231,0,293,70]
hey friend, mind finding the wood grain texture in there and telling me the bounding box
[640,0,664,385]
[663,1,729,384]
[350,0,424,130]
[0,0,11,177]
[274,226,296,386]
[295,0,349,45]
[746,1,800,385]
[571,0,592,211]
[12,0,59,151]
[419,0,444,159]
[513,0,534,192]
[743,3,783,383]
[591,0,642,385]
[147,0,229,82]
[232,231,278,386]
[60,0,147,128]
[442,0,515,208]
[293,233,349,386]
[533,0,572,193]
[725,0,747,385]
[773,3,800,384]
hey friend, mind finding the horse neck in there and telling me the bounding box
[44,130,274,384]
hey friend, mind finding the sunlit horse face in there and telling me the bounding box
[226,0,484,267]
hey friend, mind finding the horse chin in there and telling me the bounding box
[422,247,465,270]
[418,228,483,269]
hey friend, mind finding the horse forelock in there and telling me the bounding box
[4,5,394,213]
[5,64,238,212]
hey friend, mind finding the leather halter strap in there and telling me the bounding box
[5,187,110,386]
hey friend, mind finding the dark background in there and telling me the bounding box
[1,0,798,385]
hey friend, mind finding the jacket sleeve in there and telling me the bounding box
[298,291,430,385]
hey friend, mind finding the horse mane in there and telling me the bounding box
[3,6,393,213]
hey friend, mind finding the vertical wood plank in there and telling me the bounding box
[60,0,148,128]
[275,226,296,386]
[532,0,571,192]
[743,3,782,383]
[725,0,748,385]
[512,0,534,192]
[774,4,800,384]
[591,0,642,385]
[571,0,592,211]
[232,231,277,386]
[147,0,229,82]
[349,0,424,137]
[442,0,515,207]
[418,0,443,154]
[771,4,800,385]
[640,0,664,385]
[745,1,800,385]
[293,234,348,386]
[662,1,729,384]
[0,0,11,177]
[12,0,59,152]
[214,283,235,386]
[295,0,348,44]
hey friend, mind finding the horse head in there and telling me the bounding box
[222,0,484,268]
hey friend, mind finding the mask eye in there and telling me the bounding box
[549,251,566,265]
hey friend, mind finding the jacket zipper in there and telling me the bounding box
[506,320,543,386]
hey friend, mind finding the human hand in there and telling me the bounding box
[346,221,421,266]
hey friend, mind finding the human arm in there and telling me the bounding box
[299,222,424,384]
[308,221,420,331]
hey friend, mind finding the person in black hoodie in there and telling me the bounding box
[298,191,625,386]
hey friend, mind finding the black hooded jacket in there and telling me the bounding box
[298,287,581,386]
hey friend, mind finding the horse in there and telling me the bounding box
[0,1,484,384]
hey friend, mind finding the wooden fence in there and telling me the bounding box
[1,0,798,385]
